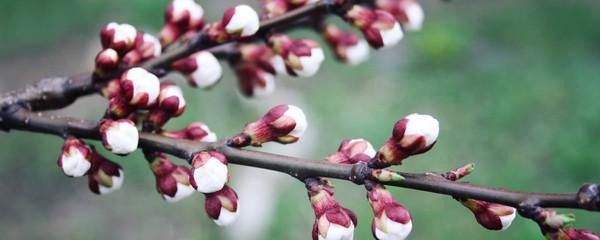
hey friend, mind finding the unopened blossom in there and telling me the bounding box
[345,5,404,49]
[326,138,376,164]
[323,24,370,65]
[269,34,325,77]
[306,178,357,240]
[190,151,229,193]
[238,44,284,75]
[376,0,424,31]
[261,0,289,19]
[373,113,439,168]
[204,185,240,226]
[100,22,137,54]
[87,149,124,195]
[172,51,223,89]
[106,96,135,119]
[120,67,161,108]
[229,104,307,147]
[162,122,217,142]
[460,199,516,231]
[147,152,195,203]
[366,182,412,240]
[122,32,162,66]
[100,119,139,155]
[160,0,205,46]
[57,137,93,177]
[100,79,121,99]
[222,5,260,38]
[94,48,120,76]
[235,63,276,98]
[157,81,186,116]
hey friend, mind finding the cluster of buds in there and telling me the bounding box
[529,209,599,240]
[234,63,276,98]
[375,0,425,31]
[161,122,217,142]
[268,34,325,77]
[326,138,376,165]
[371,113,439,168]
[366,182,413,240]
[459,199,516,231]
[160,0,205,47]
[100,119,139,155]
[190,151,229,193]
[95,23,161,76]
[87,147,125,195]
[229,104,307,147]
[204,4,261,43]
[306,178,357,240]
[172,51,223,89]
[345,5,404,49]
[323,24,370,66]
[147,152,195,202]
[57,137,93,177]
[204,185,240,226]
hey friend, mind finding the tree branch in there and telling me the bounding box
[1,107,597,213]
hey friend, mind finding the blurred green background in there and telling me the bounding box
[1,0,599,239]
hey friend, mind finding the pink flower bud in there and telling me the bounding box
[306,178,357,240]
[326,138,376,164]
[261,0,289,19]
[323,24,370,65]
[100,79,122,99]
[460,199,516,231]
[231,104,307,147]
[100,22,137,54]
[239,44,282,75]
[88,149,124,195]
[366,183,412,240]
[162,122,218,142]
[158,81,186,116]
[190,151,229,193]
[94,48,120,76]
[120,67,161,108]
[172,51,223,88]
[160,0,205,46]
[373,113,439,168]
[107,96,135,119]
[147,152,195,202]
[222,5,260,38]
[100,119,139,155]
[376,0,424,31]
[235,63,276,98]
[204,185,240,226]
[122,32,162,66]
[345,5,404,49]
[269,34,325,77]
[57,137,92,177]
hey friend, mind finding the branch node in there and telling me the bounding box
[576,183,599,211]
[349,162,370,184]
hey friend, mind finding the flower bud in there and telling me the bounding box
[172,51,223,88]
[235,63,276,98]
[190,151,229,193]
[376,0,424,31]
[57,137,92,177]
[230,104,307,147]
[88,149,124,195]
[100,119,139,155]
[239,44,282,75]
[158,81,186,116]
[373,113,439,168]
[366,182,412,240]
[306,178,357,240]
[443,163,476,181]
[222,5,260,38]
[162,122,218,142]
[460,199,516,231]
[122,32,162,66]
[204,185,240,226]
[269,34,325,77]
[100,22,137,54]
[94,48,120,76]
[261,0,289,19]
[323,24,370,65]
[345,5,404,49]
[161,0,205,46]
[100,79,122,99]
[120,67,161,108]
[106,96,135,119]
[326,138,376,164]
[147,152,195,202]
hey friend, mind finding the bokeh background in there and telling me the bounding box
[1,0,599,239]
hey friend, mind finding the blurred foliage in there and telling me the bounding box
[1,0,599,239]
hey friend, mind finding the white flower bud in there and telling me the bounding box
[223,5,260,37]
[403,113,439,147]
[380,22,404,48]
[57,138,92,177]
[345,39,370,65]
[294,47,325,77]
[191,152,229,193]
[120,67,161,108]
[100,119,139,155]
[403,2,424,31]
